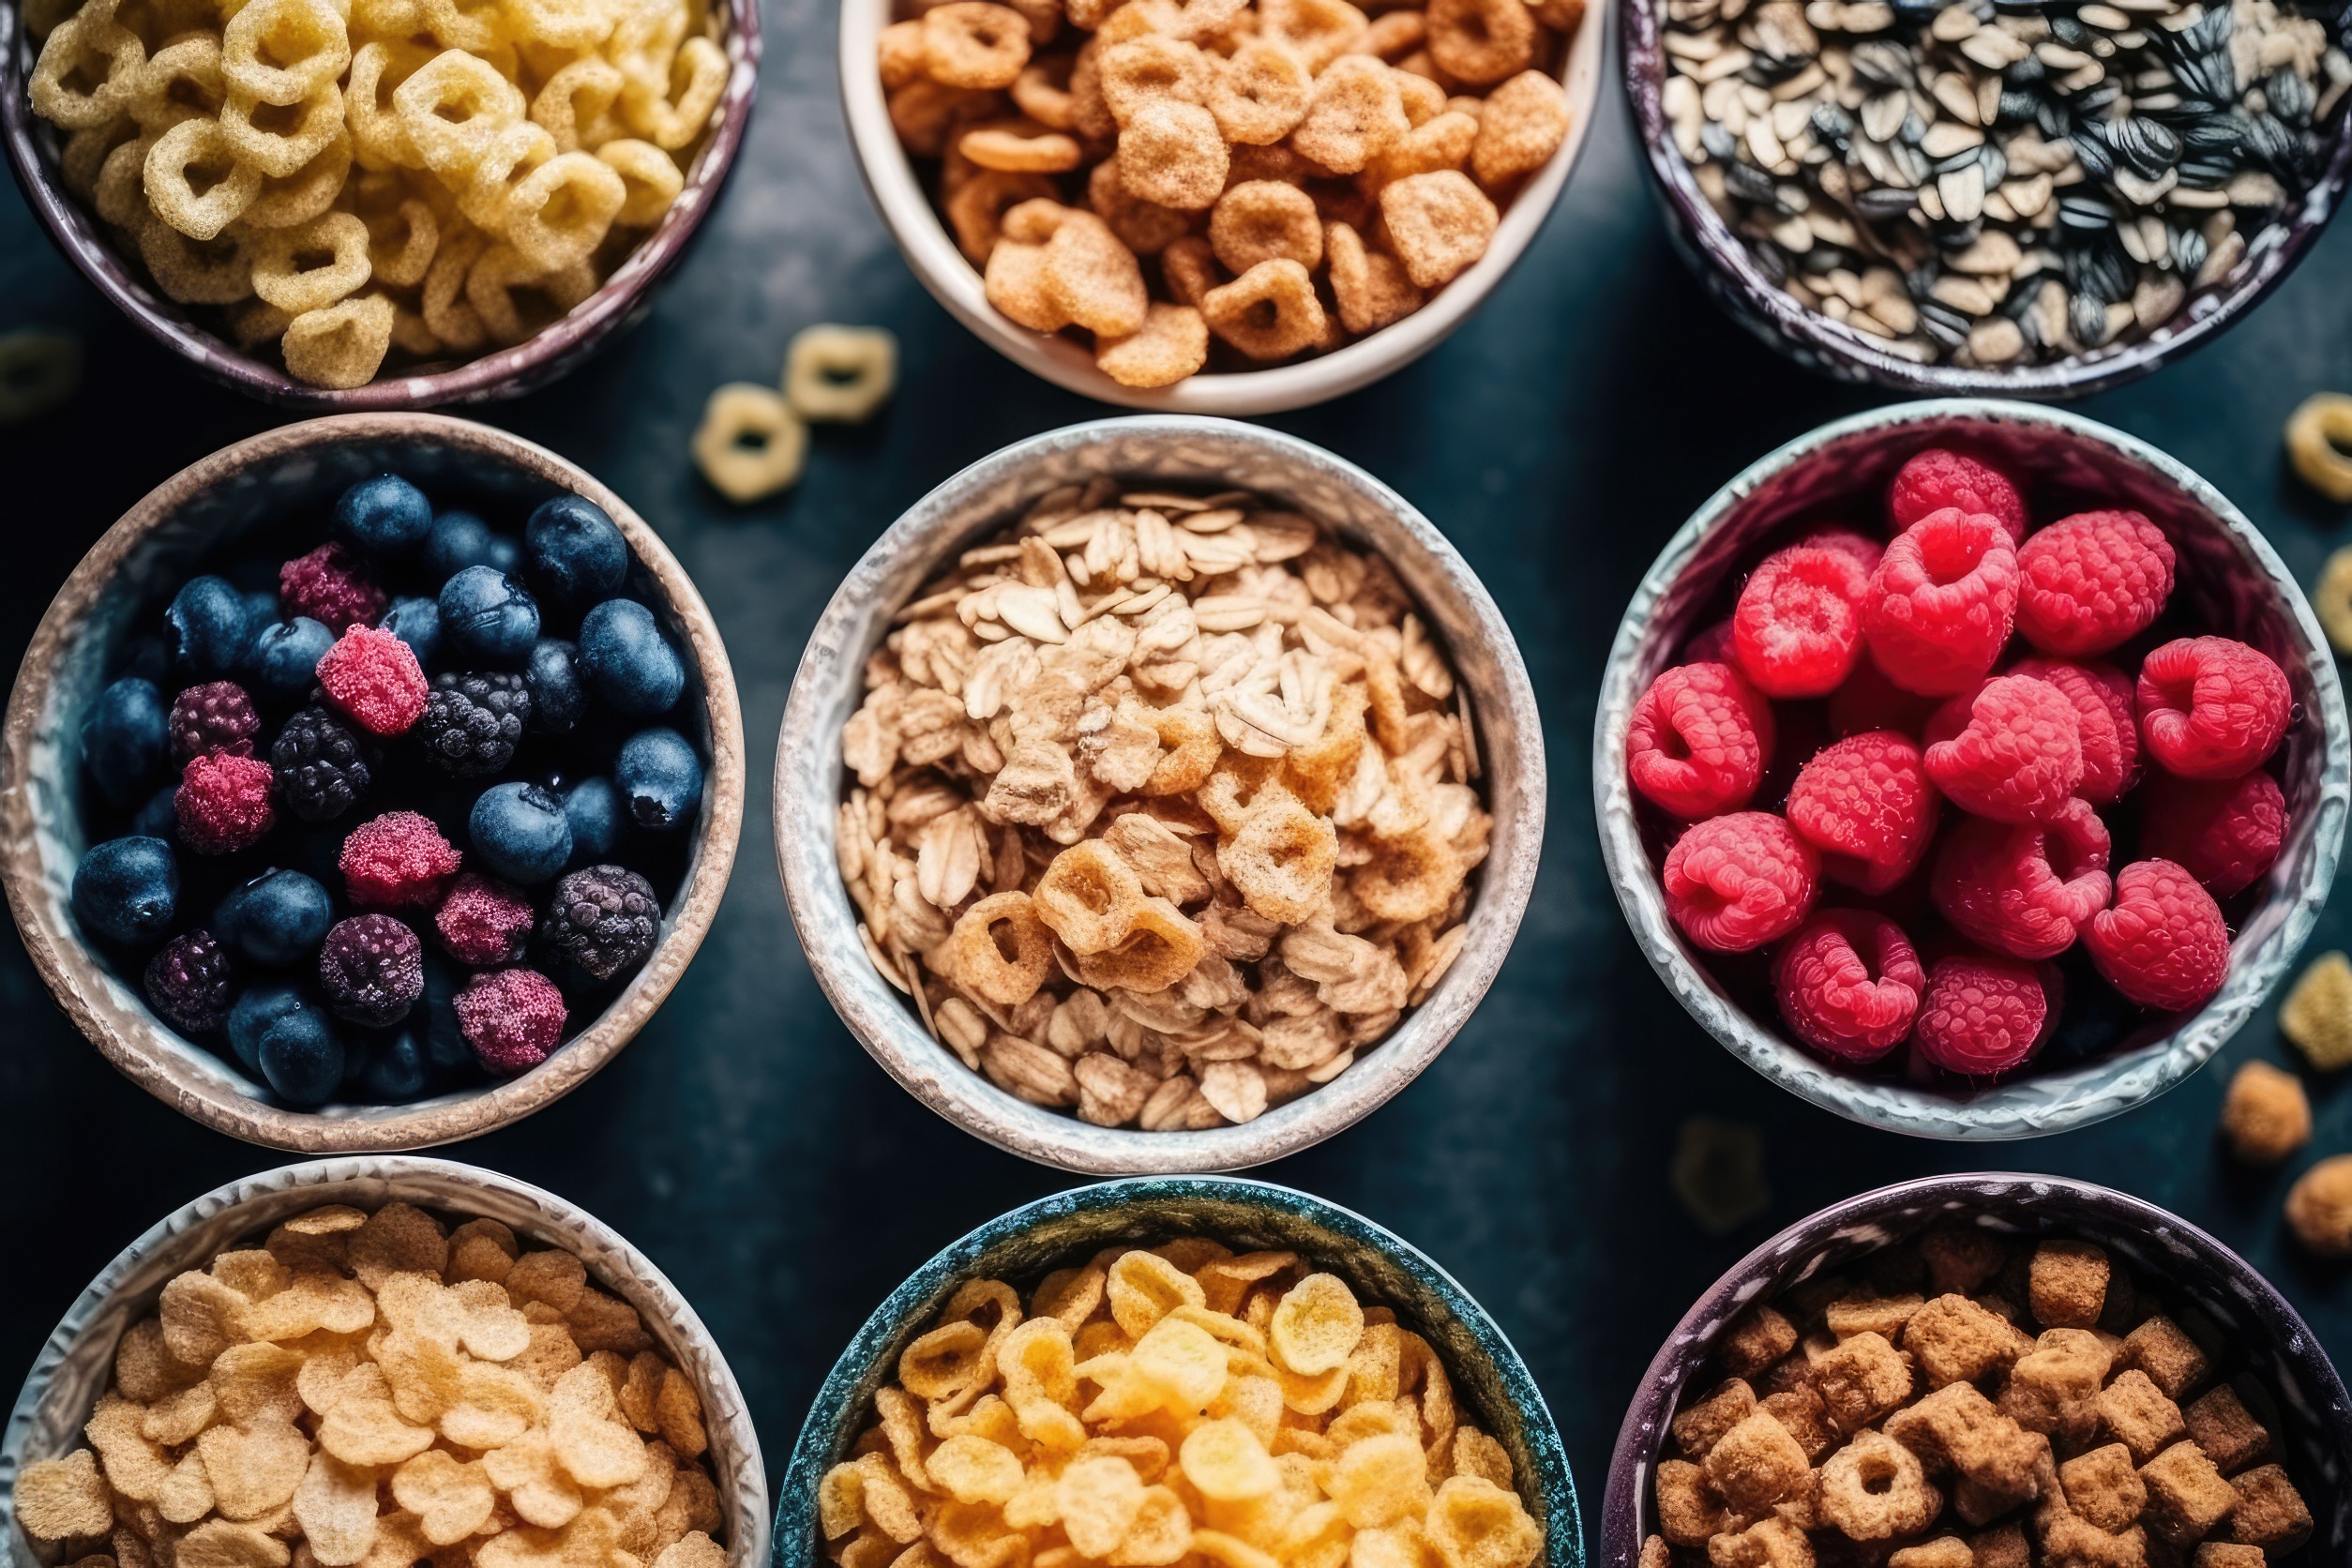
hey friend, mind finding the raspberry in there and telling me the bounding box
[2139,768,2287,898]
[2136,636,2291,780]
[539,865,662,980]
[340,810,461,907]
[1772,909,1925,1062]
[2085,858,2231,1012]
[435,872,536,965]
[454,967,568,1074]
[318,912,424,1026]
[143,930,234,1036]
[317,624,429,737]
[174,753,275,854]
[1786,731,1938,894]
[1661,811,1819,953]
[279,542,386,633]
[1683,620,1734,664]
[1923,674,2085,823]
[417,671,533,776]
[167,680,260,763]
[1826,655,1938,738]
[2008,656,2137,805]
[1931,796,2113,959]
[1860,508,2020,696]
[1796,526,1885,577]
[1888,447,2029,544]
[1731,545,1870,698]
[1627,662,1773,819]
[1914,953,2055,1076]
[270,705,371,823]
[2014,509,2176,657]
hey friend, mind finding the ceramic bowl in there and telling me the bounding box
[0,1155,771,1568]
[777,1176,1583,1567]
[837,0,1610,414]
[1619,0,2352,399]
[0,3,759,410]
[1593,399,2350,1139]
[0,413,746,1151]
[1600,1171,2352,1564]
[773,415,1545,1174]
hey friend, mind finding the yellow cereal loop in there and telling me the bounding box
[502,150,626,271]
[31,3,146,129]
[420,0,506,52]
[533,58,625,151]
[504,0,613,49]
[421,223,490,351]
[131,33,227,132]
[366,195,440,286]
[456,120,557,228]
[622,33,726,149]
[240,129,352,228]
[393,51,525,177]
[2286,393,2352,504]
[143,117,262,239]
[249,210,370,312]
[222,0,350,107]
[596,138,682,225]
[1269,1274,1364,1376]
[346,40,430,170]
[462,241,549,343]
[136,216,255,303]
[95,132,158,225]
[781,324,897,423]
[60,118,137,200]
[220,82,344,176]
[0,330,83,424]
[693,384,808,503]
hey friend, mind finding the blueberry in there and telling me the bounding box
[71,836,179,945]
[352,1026,432,1101]
[564,776,622,863]
[212,867,332,967]
[525,494,628,608]
[238,589,279,639]
[381,596,442,665]
[614,729,702,831]
[525,639,587,734]
[121,635,170,686]
[133,783,179,842]
[227,981,309,1075]
[336,475,434,556]
[167,576,254,676]
[470,781,572,883]
[83,675,167,807]
[578,599,684,717]
[249,617,336,701]
[418,953,475,1078]
[438,566,539,665]
[258,1004,345,1106]
[424,510,519,579]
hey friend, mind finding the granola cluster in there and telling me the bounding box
[836,475,1490,1130]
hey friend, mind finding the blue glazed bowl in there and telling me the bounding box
[776,1177,1584,1568]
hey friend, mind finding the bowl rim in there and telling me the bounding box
[1615,0,2352,399]
[774,1174,1585,1568]
[0,411,747,1152]
[772,413,1547,1174]
[0,1153,773,1568]
[834,0,1613,415]
[0,0,761,410]
[1597,1169,2352,1565]
[1591,397,2352,1139]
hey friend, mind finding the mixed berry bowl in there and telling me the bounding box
[1594,400,2349,1139]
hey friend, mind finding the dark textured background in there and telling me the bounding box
[7,23,2352,1555]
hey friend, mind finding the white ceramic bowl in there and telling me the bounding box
[837,0,1611,413]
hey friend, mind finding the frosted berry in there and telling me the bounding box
[434,872,536,965]
[1826,656,1938,739]
[1662,811,1819,954]
[340,810,461,907]
[2014,509,2175,657]
[175,753,276,855]
[455,967,567,1074]
[1914,953,2054,1076]
[316,624,429,737]
[1923,674,2084,824]
[1860,507,2020,696]
[2008,656,2137,805]
[1888,447,2028,544]
[318,912,424,1026]
[143,930,234,1035]
[1731,545,1870,698]
[1786,730,1938,894]
[279,542,386,634]
[271,705,371,823]
[2136,636,2291,781]
[539,865,661,981]
[1627,662,1773,819]
[1772,909,1924,1062]
[417,671,533,777]
[168,680,260,763]
[2138,768,2287,898]
[2085,858,2231,1012]
[1930,796,2112,960]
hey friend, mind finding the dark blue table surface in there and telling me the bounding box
[8,23,2352,1556]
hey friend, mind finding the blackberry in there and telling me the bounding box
[318,912,424,1026]
[168,680,260,763]
[144,930,235,1035]
[539,865,660,980]
[418,671,532,777]
[272,705,372,822]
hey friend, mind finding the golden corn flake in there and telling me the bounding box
[17,1450,114,1543]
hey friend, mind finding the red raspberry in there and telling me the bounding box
[1772,909,1925,1062]
[340,810,461,907]
[316,624,429,737]
[2136,636,2291,780]
[174,753,276,855]
[1787,731,1939,894]
[1683,620,1734,664]
[2014,509,2176,657]
[1796,526,1885,577]
[1860,507,2020,696]
[1627,662,1774,819]
[1662,811,1819,953]
[2138,768,2287,898]
[1827,656,1938,738]
[1888,448,2028,544]
[2008,656,2137,805]
[455,967,568,1074]
[1923,674,2085,823]
[1732,545,1871,698]
[435,872,538,965]
[1914,953,2055,1076]
[279,542,387,634]
[168,680,260,763]
[2084,858,2231,1012]
[1930,796,2113,959]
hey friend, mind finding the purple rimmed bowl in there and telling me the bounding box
[1600,1172,2352,1565]
[0,0,760,409]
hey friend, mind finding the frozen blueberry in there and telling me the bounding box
[227,981,308,1075]
[133,783,179,842]
[84,675,168,807]
[470,781,572,883]
[336,475,434,556]
[353,1026,432,1101]
[238,589,279,640]
[525,494,628,609]
[418,953,476,1079]
[438,566,539,665]
[425,511,519,580]
[71,836,178,945]
[213,867,333,967]
[524,639,587,734]
[257,1003,344,1106]
[615,729,701,831]
[578,599,684,717]
[381,596,442,665]
[167,576,254,676]
[249,617,336,701]
[564,776,622,863]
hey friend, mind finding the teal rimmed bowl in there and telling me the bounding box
[775,1177,1584,1568]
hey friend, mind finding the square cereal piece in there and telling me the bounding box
[1884,1382,2047,1509]
[1756,1357,1815,1399]
[1671,1379,1756,1460]
[2098,1269,2143,1336]
[2097,1370,2187,1464]
[2225,1463,2312,1554]
[2035,1513,2149,1567]
[1718,1305,1799,1380]
[1704,1515,1811,1567]
[2029,1241,2111,1331]
[2191,1545,2266,1568]
[1652,1458,1731,1547]
[1760,1385,1837,1464]
[2181,1386,2269,1475]
[1998,1329,2112,1446]
[1905,1294,2031,1389]
[1825,1292,1925,1341]
[1702,1410,1813,1514]
[1968,1522,2030,1568]
[1636,1536,1670,1568]
[2058,1443,2148,1533]
[2138,1441,2239,1546]
[1808,1331,1914,1434]
[1887,1541,1971,1568]
[1778,1272,1853,1332]
[2122,1317,2211,1401]
[1919,1227,2010,1297]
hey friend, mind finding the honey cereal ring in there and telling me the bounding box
[1203,38,1312,144]
[1117,97,1229,209]
[1283,682,1368,813]
[131,33,226,133]
[1289,53,1408,174]
[1259,0,1368,71]
[1096,302,1210,388]
[533,57,626,152]
[30,3,144,130]
[1074,158,1182,257]
[221,0,349,108]
[135,216,254,304]
[1034,840,1147,955]
[0,331,82,424]
[394,51,525,178]
[888,78,1001,158]
[596,138,684,225]
[1351,822,1460,922]
[1358,8,1427,60]
[1209,179,1322,273]
[1044,209,1151,336]
[1817,1431,1941,1542]
[1378,169,1497,286]
[1217,792,1338,922]
[1325,219,1423,334]
[1140,702,1221,793]
[2287,393,2352,503]
[249,209,370,313]
[924,1,1033,90]
[239,129,351,229]
[944,891,1057,1006]
[1010,58,1075,128]
[1066,39,1119,139]
[1425,1477,1542,1568]
[346,39,429,170]
[388,299,438,354]
[219,81,343,177]
[878,18,927,88]
[948,169,1058,264]
[505,0,617,51]
[419,0,505,51]
[984,234,1066,331]
[1469,68,1566,188]
[691,383,808,503]
[365,197,440,287]
[1199,752,1287,832]
[143,118,261,240]
[1098,34,1212,125]
[1158,234,1225,308]
[421,224,490,352]
[784,324,898,423]
[621,34,726,149]
[502,150,626,272]
[60,118,139,201]
[1365,108,1478,186]
[1073,896,1206,993]
[1394,68,1450,125]
[281,293,396,389]
[959,123,1084,172]
[454,120,558,229]
[463,241,554,344]
[1425,0,1535,85]
[1199,257,1327,360]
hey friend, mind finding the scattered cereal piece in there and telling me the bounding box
[2217,1059,2311,1164]
[2285,1153,2352,1256]
[2279,950,2352,1070]
[2312,546,2352,656]
[1668,1115,1770,1235]
[693,384,809,505]
[2285,392,2352,503]
[0,328,83,423]
[16,1450,113,1543]
[783,325,898,424]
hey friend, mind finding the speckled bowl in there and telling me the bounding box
[0,1156,770,1568]
[777,1177,1583,1568]
[0,414,746,1152]
[1593,400,2350,1139]
[0,0,759,409]
[773,415,1545,1175]
[1600,1172,2352,1565]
